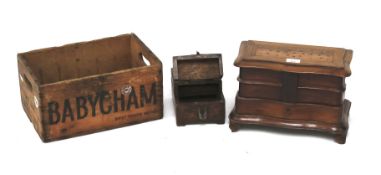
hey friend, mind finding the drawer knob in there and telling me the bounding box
[198,107,208,120]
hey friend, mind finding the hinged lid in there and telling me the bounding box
[234,40,352,77]
[173,52,223,80]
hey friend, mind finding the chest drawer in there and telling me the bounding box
[238,68,345,106]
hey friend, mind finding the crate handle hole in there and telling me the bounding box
[140,53,151,66]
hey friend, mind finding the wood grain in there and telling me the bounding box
[230,40,352,144]
[18,33,163,142]
[172,53,225,126]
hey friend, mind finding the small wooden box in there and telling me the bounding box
[18,33,163,142]
[172,53,225,126]
[229,40,352,144]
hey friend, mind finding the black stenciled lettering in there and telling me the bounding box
[62,99,74,123]
[100,91,112,114]
[76,96,88,120]
[88,94,99,117]
[113,90,125,112]
[46,83,158,124]
[127,87,139,110]
[140,82,157,107]
[48,101,60,125]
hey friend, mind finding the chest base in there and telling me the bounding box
[229,99,350,144]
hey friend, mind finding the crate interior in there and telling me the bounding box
[22,34,151,85]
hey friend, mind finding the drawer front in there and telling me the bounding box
[297,88,343,106]
[239,83,281,100]
[239,68,345,106]
[175,98,225,125]
[235,96,341,124]
[240,68,281,84]
[298,74,344,90]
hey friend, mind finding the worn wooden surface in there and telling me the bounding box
[235,40,353,77]
[230,40,352,144]
[18,33,163,142]
[173,53,223,80]
[174,94,225,126]
[172,53,225,126]
[229,99,351,144]
[235,97,341,123]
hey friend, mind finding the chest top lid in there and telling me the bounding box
[234,40,353,77]
[173,52,223,80]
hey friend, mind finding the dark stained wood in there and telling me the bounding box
[235,97,341,124]
[235,41,352,77]
[239,83,281,100]
[173,53,223,80]
[18,33,163,142]
[174,79,221,100]
[230,40,352,144]
[298,74,344,90]
[238,69,344,106]
[174,94,225,126]
[229,100,351,144]
[172,53,225,126]
[240,68,282,84]
[297,88,343,106]
[280,72,298,102]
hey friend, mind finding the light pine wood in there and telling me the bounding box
[18,34,163,142]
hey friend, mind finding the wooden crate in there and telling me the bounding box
[18,33,163,142]
[229,40,352,144]
[172,53,225,126]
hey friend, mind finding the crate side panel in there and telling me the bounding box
[18,57,45,139]
[40,66,163,141]
[24,35,132,84]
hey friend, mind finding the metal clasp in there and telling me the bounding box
[198,106,208,120]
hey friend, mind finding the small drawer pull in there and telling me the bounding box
[198,107,208,120]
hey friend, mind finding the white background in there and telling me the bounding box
[1,0,380,174]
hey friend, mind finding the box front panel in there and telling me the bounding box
[175,96,225,125]
[40,66,163,141]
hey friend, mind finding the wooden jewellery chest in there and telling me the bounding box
[172,52,225,126]
[229,40,352,144]
[18,33,163,142]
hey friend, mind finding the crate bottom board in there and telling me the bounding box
[229,99,350,144]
